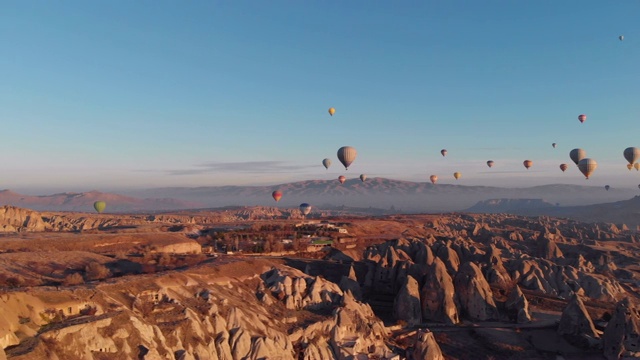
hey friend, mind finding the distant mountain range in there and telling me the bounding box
[0,190,202,213]
[466,196,640,229]
[1,177,638,214]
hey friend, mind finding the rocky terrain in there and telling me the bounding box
[1,206,640,359]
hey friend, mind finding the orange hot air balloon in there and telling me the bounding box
[578,158,597,179]
[430,175,438,184]
[560,164,568,172]
[272,191,282,202]
[523,160,533,169]
[627,164,634,171]
[338,175,346,184]
[635,163,640,171]
[578,114,586,123]
[328,107,335,116]
[487,160,494,168]
[453,172,461,180]
[441,149,447,157]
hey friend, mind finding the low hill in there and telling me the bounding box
[0,190,202,213]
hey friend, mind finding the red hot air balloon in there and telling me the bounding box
[559,164,568,172]
[578,114,586,123]
[272,191,282,202]
[338,175,346,184]
[523,160,533,169]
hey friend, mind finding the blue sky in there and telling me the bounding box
[1,1,639,193]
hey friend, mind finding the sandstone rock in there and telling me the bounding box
[393,275,422,326]
[558,294,598,339]
[603,298,640,360]
[505,285,531,323]
[411,329,445,360]
[454,262,499,321]
[421,258,459,324]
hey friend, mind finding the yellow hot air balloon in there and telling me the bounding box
[430,175,438,184]
[328,107,336,116]
[93,201,106,213]
[523,160,533,169]
[453,172,461,180]
[578,158,598,179]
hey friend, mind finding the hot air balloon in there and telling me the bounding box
[628,164,634,171]
[299,203,311,216]
[272,191,282,202]
[487,160,494,168]
[360,174,367,182]
[93,201,106,213]
[322,158,331,170]
[578,114,586,123]
[578,158,598,179]
[441,149,447,157]
[623,147,640,165]
[328,107,335,116]
[430,175,438,184]
[560,164,569,172]
[635,163,640,171]
[620,35,624,41]
[605,185,610,191]
[337,146,357,170]
[453,172,461,180]
[523,160,533,169]
[570,148,586,165]
[338,175,346,184]
[552,143,557,148]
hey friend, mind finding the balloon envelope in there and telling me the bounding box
[628,164,634,170]
[560,164,568,172]
[430,175,438,184]
[578,114,586,123]
[338,175,346,184]
[337,146,357,170]
[605,185,610,191]
[272,191,282,202]
[299,203,311,215]
[441,149,447,157]
[322,158,331,169]
[578,158,598,179]
[487,160,494,168]
[453,172,461,180]
[635,163,640,171]
[570,148,586,165]
[623,147,640,165]
[523,160,533,169]
[620,35,624,41]
[93,201,106,213]
[328,107,335,116]
[552,143,557,148]
[359,174,367,182]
